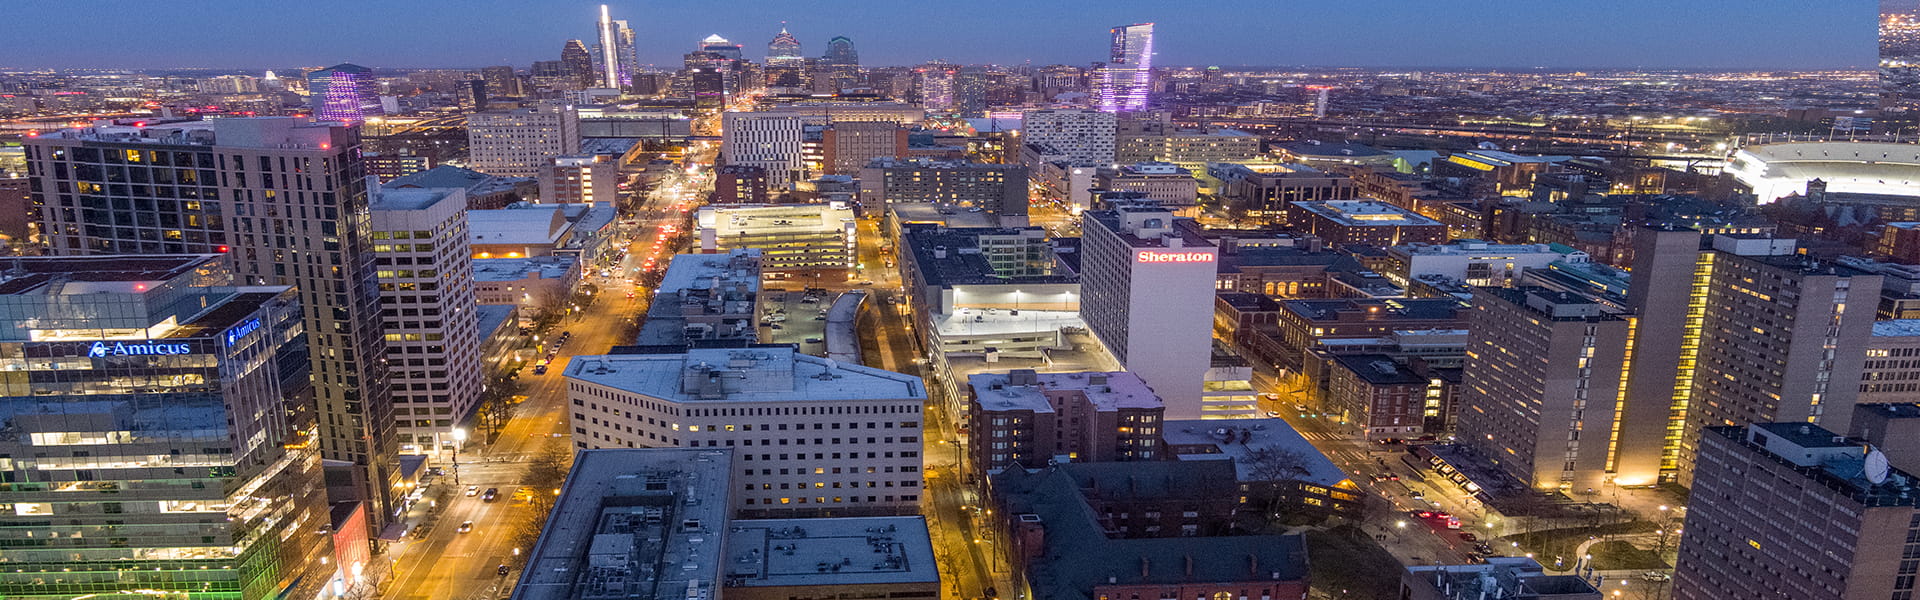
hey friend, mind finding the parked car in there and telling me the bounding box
[533,365,548,375]
[457,521,474,533]
[465,485,479,497]
[1458,532,1479,542]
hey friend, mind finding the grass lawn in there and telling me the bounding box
[1499,520,1658,566]
[1589,540,1669,571]
[1306,525,1404,600]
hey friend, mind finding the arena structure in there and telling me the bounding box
[1726,142,1920,203]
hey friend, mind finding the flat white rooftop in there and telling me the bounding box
[967,370,1162,414]
[724,516,939,588]
[566,347,924,403]
[934,308,1084,338]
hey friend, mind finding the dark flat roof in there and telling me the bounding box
[0,255,223,295]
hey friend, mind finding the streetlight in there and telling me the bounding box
[450,428,468,486]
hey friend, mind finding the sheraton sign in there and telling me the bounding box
[1134,250,1216,264]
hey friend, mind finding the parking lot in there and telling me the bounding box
[758,287,830,355]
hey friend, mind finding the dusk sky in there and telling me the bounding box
[0,0,1878,70]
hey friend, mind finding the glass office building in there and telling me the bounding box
[0,255,333,600]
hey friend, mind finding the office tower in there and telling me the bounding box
[721,111,807,188]
[564,347,927,517]
[462,78,487,109]
[858,158,1029,224]
[363,148,431,182]
[1020,108,1117,165]
[1673,422,1920,600]
[914,62,956,111]
[1094,23,1154,112]
[821,120,907,176]
[369,187,481,457]
[967,370,1165,473]
[561,39,594,88]
[0,255,334,600]
[481,65,521,98]
[197,74,261,94]
[1079,205,1220,418]
[1677,235,1883,483]
[700,34,745,60]
[1884,0,1920,109]
[307,63,382,121]
[1456,287,1630,491]
[953,68,992,117]
[538,155,618,204]
[593,5,636,89]
[765,26,807,88]
[25,117,401,522]
[822,35,858,66]
[467,102,582,177]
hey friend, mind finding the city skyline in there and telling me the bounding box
[0,0,1878,70]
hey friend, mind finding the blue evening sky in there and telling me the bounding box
[0,1,1876,70]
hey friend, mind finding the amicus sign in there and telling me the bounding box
[88,341,194,358]
[225,318,262,347]
[1134,250,1216,264]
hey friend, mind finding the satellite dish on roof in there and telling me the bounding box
[1867,447,1891,486]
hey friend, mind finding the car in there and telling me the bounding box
[1458,532,1479,542]
[465,485,479,497]
[533,365,548,375]
[1474,543,1495,554]
[858,280,875,286]
[1370,473,1390,482]
[1641,571,1672,582]
[1377,438,1405,445]
[482,488,499,502]
[805,337,823,344]
[1265,411,1281,418]
[497,565,511,576]
[813,315,826,320]
[769,323,782,330]
[428,466,446,476]
[457,521,474,533]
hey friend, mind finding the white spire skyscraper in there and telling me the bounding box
[594,5,636,89]
[597,5,619,87]
[1095,23,1154,112]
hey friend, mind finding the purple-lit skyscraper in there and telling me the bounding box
[306,63,382,121]
[1095,23,1154,112]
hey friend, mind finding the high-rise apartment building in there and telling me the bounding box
[1673,422,1920,600]
[1021,109,1117,166]
[1456,287,1630,491]
[914,62,957,111]
[467,102,582,177]
[1676,236,1883,482]
[564,347,927,517]
[1094,23,1155,112]
[24,117,401,521]
[307,63,382,121]
[721,111,807,188]
[1885,0,1920,109]
[369,186,481,456]
[0,255,334,600]
[1079,205,1220,418]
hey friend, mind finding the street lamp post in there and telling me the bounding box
[451,427,468,486]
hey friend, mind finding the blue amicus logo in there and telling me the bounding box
[225,318,262,347]
[88,341,194,358]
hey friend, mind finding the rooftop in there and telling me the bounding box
[1282,297,1469,323]
[473,256,576,282]
[1084,207,1214,250]
[388,164,532,193]
[1273,140,1388,158]
[1875,320,1920,338]
[723,517,939,588]
[1330,354,1426,386]
[967,370,1162,414]
[0,255,223,296]
[566,347,924,404]
[1707,423,1920,508]
[470,205,571,247]
[1161,418,1351,488]
[900,225,1076,288]
[1291,200,1443,228]
[696,203,854,237]
[511,448,733,600]
[935,308,1083,338]
[369,187,459,212]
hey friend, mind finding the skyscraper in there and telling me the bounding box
[915,61,957,111]
[481,65,521,98]
[25,117,401,524]
[369,187,481,457]
[766,26,807,88]
[822,35,858,66]
[1079,205,1220,418]
[593,5,636,89]
[561,39,594,89]
[0,255,335,600]
[1094,23,1154,112]
[1884,0,1920,109]
[307,63,382,121]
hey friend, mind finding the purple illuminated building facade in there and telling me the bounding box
[307,63,382,121]
[1095,23,1154,112]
